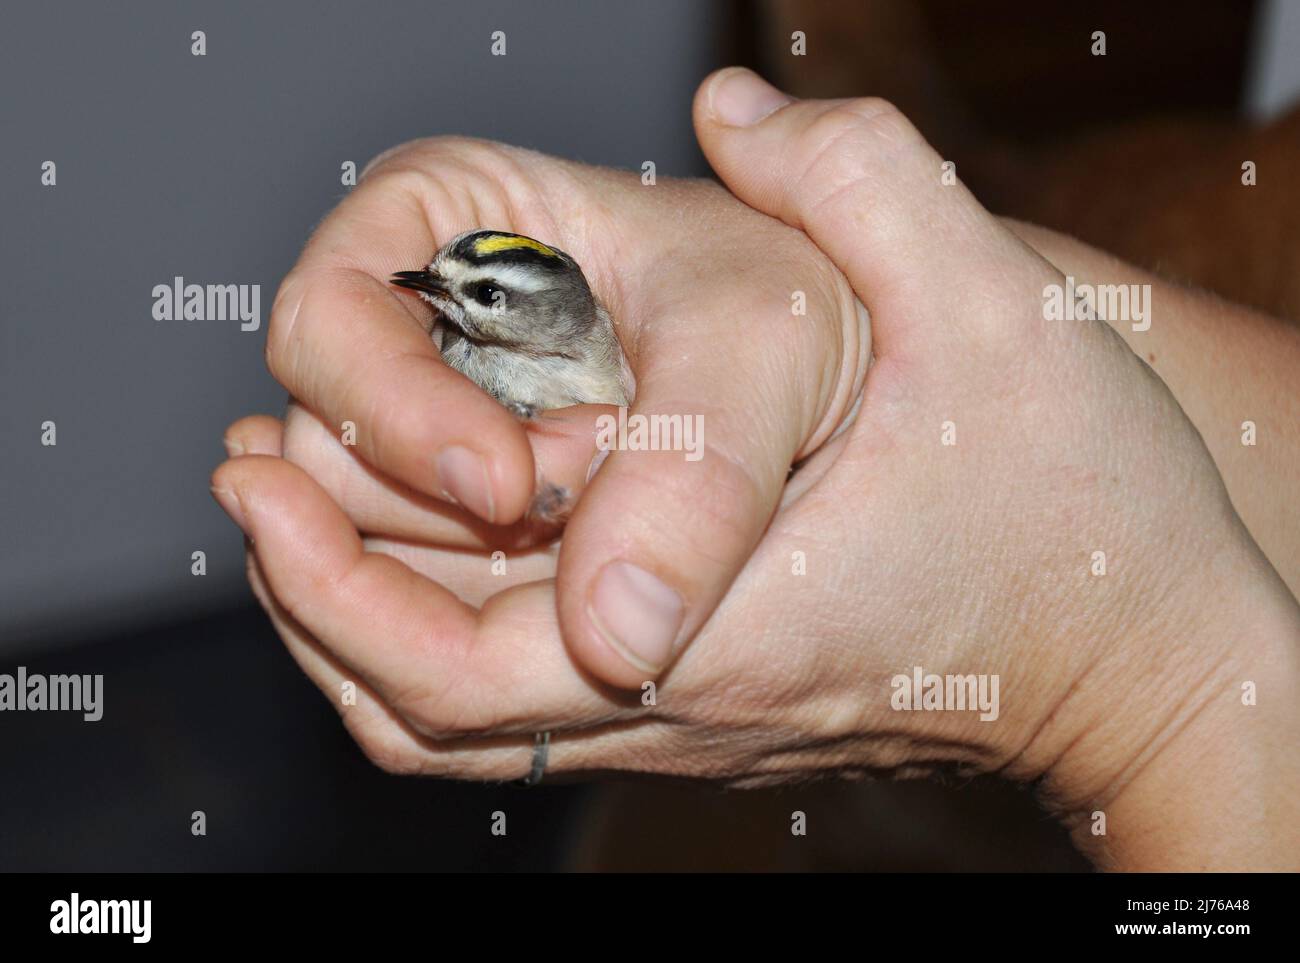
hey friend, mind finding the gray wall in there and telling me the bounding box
[1,0,722,651]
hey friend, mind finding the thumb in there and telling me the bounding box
[554,349,812,689]
[693,67,1026,360]
[553,258,864,687]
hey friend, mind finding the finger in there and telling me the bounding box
[245,548,442,774]
[518,404,623,523]
[223,414,284,457]
[361,536,558,608]
[217,415,566,603]
[247,549,669,781]
[210,454,625,736]
[279,402,616,547]
[555,273,865,687]
[247,550,572,779]
[693,67,1040,358]
[264,152,536,524]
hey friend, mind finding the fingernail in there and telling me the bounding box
[436,445,495,523]
[709,67,793,126]
[586,447,610,484]
[223,436,245,458]
[588,561,685,673]
[210,485,249,534]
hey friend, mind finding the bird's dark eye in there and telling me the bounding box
[474,283,503,308]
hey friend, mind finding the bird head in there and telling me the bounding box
[392,230,597,350]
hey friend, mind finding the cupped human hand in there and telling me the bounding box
[253,136,866,688]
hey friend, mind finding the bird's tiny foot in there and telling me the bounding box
[528,481,572,526]
[504,399,539,421]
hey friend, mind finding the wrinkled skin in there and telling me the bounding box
[213,70,1300,869]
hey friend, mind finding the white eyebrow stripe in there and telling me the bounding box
[462,264,551,294]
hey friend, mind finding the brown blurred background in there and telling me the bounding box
[736,0,1300,319]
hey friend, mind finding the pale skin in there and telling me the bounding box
[1002,220,1300,601]
[212,68,1300,870]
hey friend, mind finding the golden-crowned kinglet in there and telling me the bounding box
[392,230,631,523]
[392,230,630,419]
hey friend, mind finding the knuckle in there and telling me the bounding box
[342,353,442,465]
[397,685,495,741]
[833,97,920,146]
[691,442,769,531]
[360,135,507,186]
[636,441,770,565]
[281,414,348,499]
[264,266,352,384]
[354,165,436,211]
[794,97,924,209]
[352,645,485,741]
[345,714,424,776]
[357,137,438,181]
[264,271,310,384]
[808,98,920,153]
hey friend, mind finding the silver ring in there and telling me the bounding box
[520,731,551,786]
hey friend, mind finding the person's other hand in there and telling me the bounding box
[684,68,1299,868]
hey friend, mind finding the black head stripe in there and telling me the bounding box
[450,231,573,270]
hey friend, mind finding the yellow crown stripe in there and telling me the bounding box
[474,234,559,258]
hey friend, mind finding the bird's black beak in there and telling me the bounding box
[391,270,450,298]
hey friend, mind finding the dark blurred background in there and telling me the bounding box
[2,0,1297,871]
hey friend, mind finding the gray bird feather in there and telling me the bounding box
[391,229,631,523]
[393,229,630,417]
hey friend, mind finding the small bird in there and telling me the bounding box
[391,229,630,419]
[392,229,631,523]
